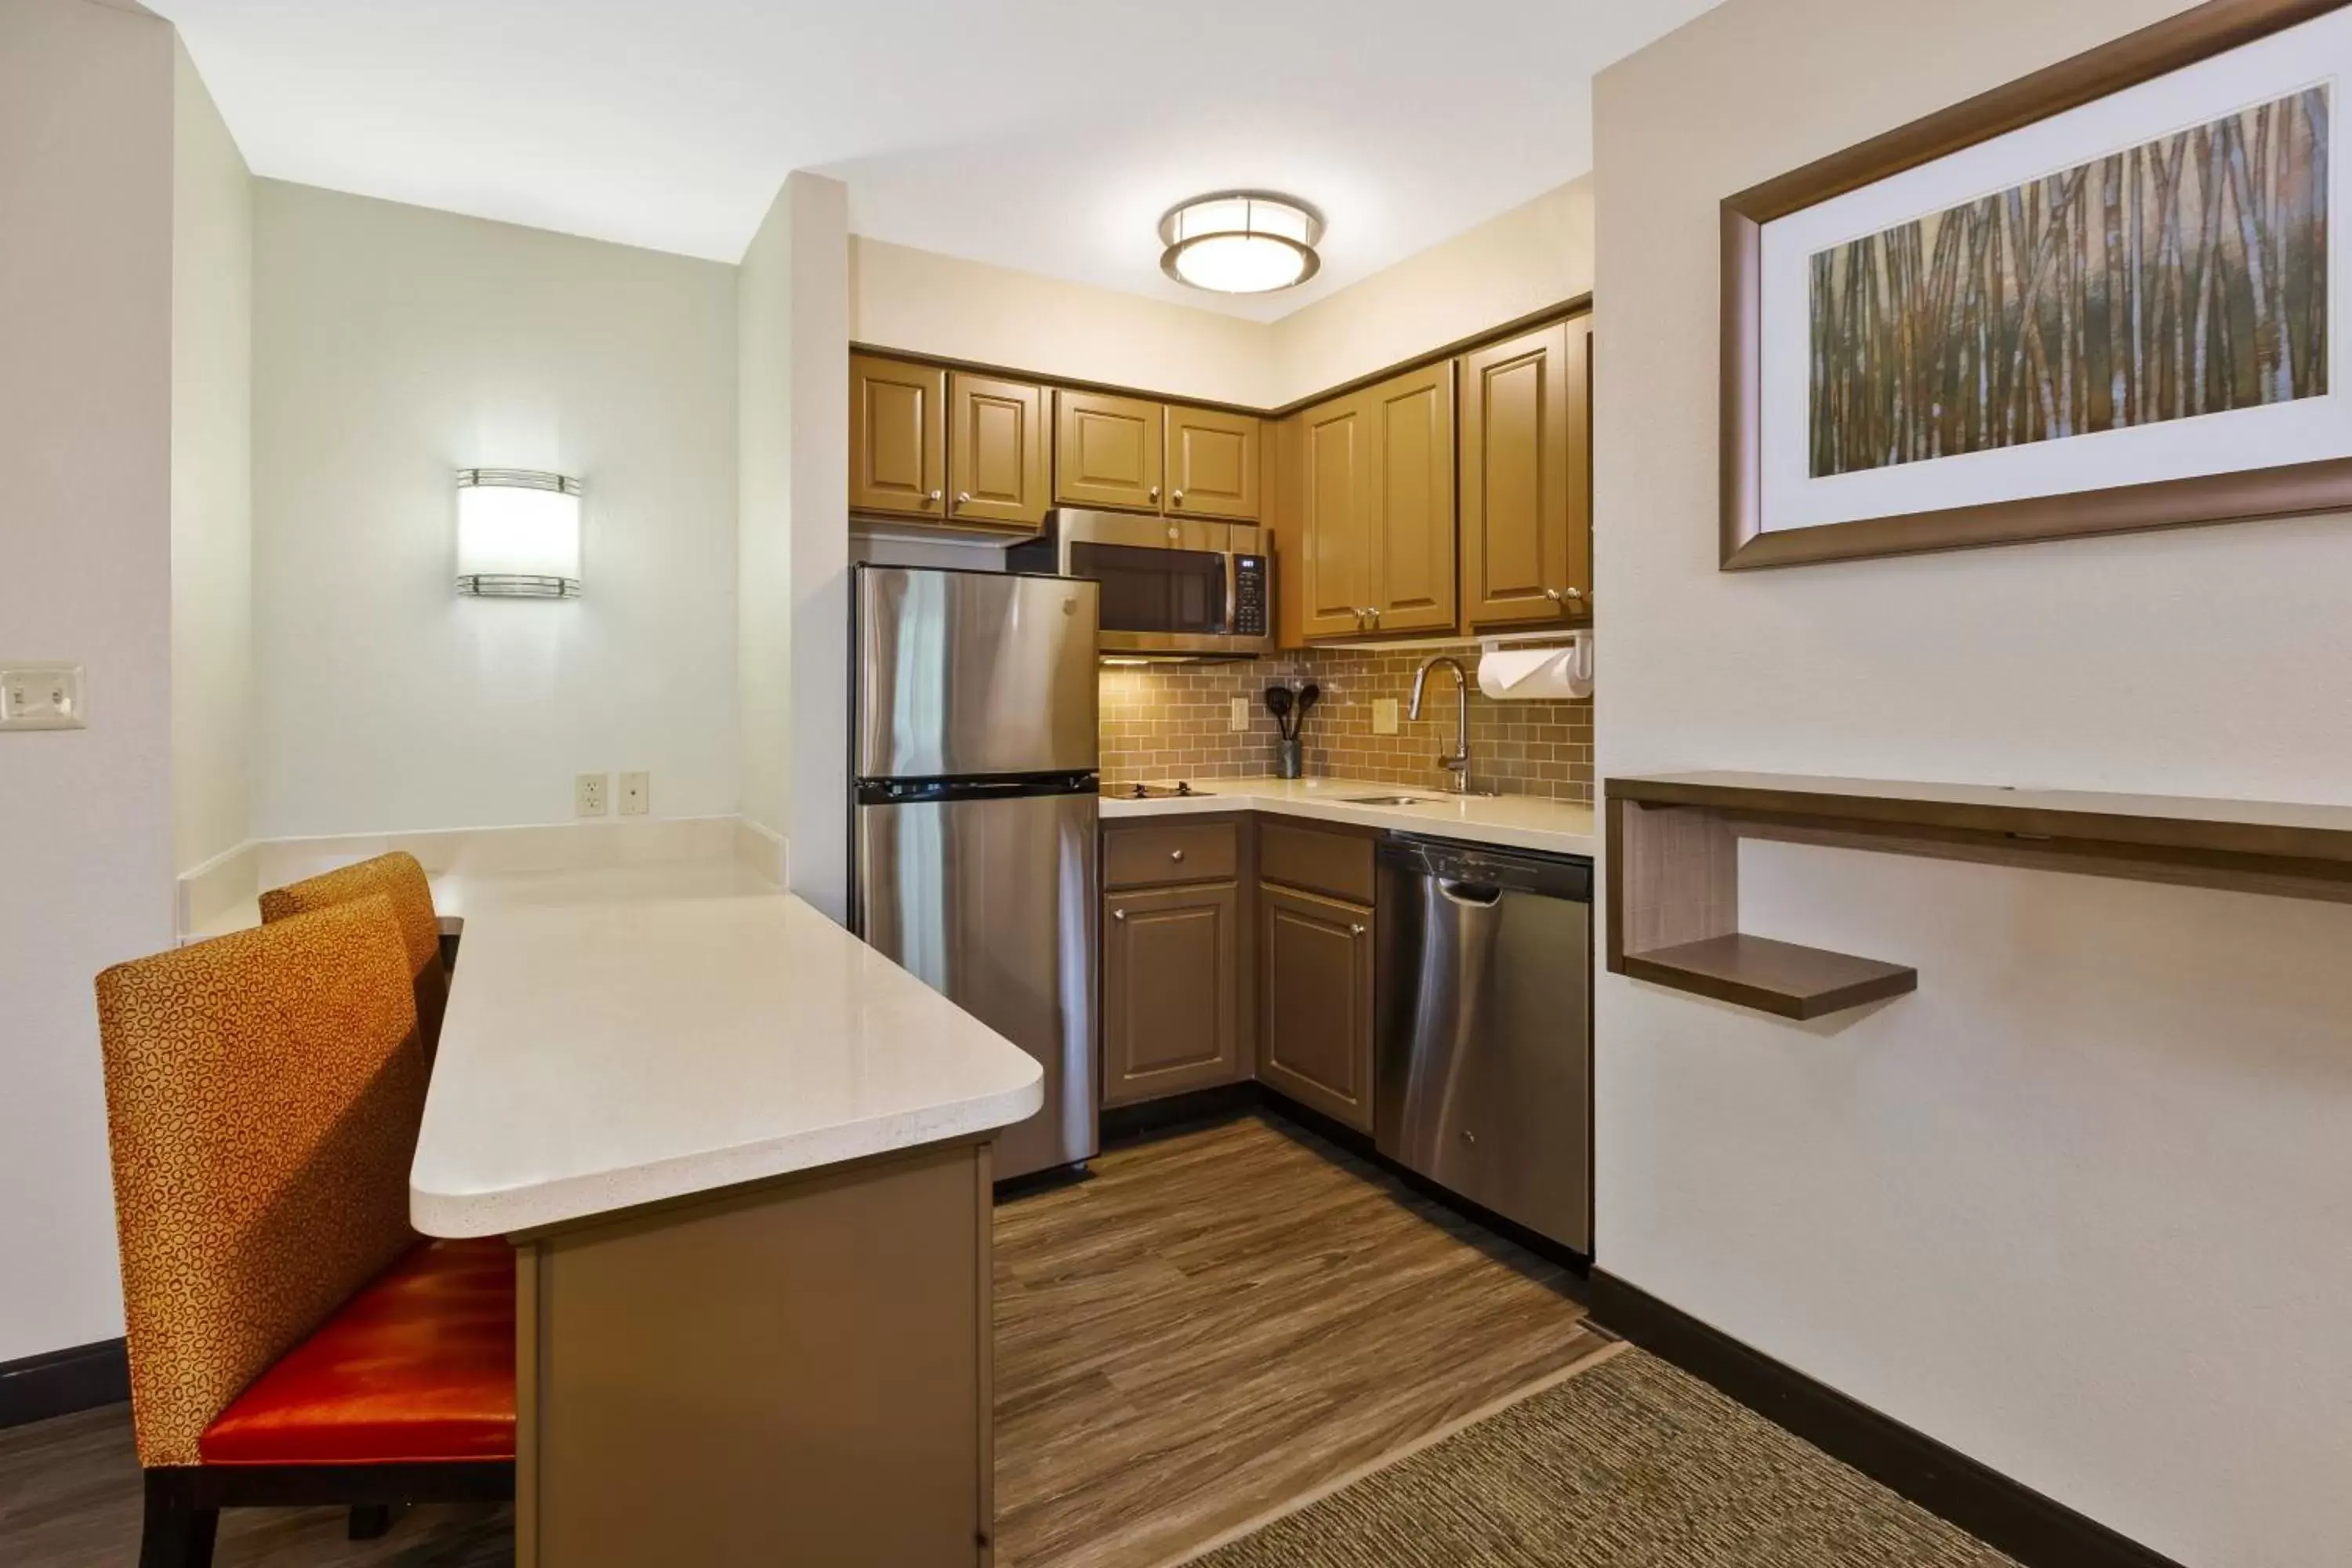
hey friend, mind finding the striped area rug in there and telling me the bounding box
[1182,1347,2018,1567]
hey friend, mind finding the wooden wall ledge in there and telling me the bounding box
[1604,772,2352,1020]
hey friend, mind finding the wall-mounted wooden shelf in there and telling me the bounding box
[1605,772,2352,1020]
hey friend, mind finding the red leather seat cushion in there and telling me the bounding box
[199,1237,515,1465]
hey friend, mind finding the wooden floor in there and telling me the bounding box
[993,1113,1604,1568]
[0,1112,1601,1568]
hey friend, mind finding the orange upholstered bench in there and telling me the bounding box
[95,895,514,1568]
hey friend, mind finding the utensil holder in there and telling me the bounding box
[1273,738,1303,779]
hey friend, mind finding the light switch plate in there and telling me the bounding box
[618,771,649,816]
[575,773,608,817]
[0,663,86,730]
[1229,698,1249,732]
[1372,698,1400,735]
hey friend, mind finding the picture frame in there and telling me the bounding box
[1722,0,2352,569]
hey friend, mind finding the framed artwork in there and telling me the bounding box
[1722,0,2352,568]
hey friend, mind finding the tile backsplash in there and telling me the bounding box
[1098,646,1592,804]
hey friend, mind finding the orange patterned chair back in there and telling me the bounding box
[261,851,448,1058]
[93,897,428,1467]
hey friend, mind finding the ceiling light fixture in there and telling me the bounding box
[456,468,582,597]
[1159,192,1323,295]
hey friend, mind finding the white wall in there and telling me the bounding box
[252,183,740,837]
[851,234,1274,408]
[170,36,253,876]
[784,174,851,923]
[1267,177,1592,406]
[738,183,794,846]
[0,0,177,1363]
[849,182,1592,413]
[1595,3,2352,1563]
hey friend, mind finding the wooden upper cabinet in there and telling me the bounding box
[1363,362,1457,635]
[1054,390,1164,512]
[1299,394,1374,640]
[849,354,946,520]
[1459,318,1591,629]
[1166,407,1261,521]
[946,372,1048,531]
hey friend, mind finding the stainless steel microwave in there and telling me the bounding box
[1007,509,1272,659]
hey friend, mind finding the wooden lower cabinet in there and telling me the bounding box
[1102,880,1243,1105]
[1257,881,1375,1132]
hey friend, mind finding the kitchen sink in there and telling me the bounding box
[1338,794,1439,806]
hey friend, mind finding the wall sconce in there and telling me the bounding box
[456,468,581,597]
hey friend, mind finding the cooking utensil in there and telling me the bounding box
[1265,685,1294,741]
[1294,684,1321,731]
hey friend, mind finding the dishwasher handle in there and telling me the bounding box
[1437,879,1502,907]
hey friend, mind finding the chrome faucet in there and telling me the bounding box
[1408,655,1473,793]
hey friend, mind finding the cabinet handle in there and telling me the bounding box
[955,491,971,506]
[1349,923,1367,936]
[927,488,942,504]
[1543,586,1584,604]
[1173,489,1185,506]
[1149,485,1160,503]
[1112,909,1127,922]
[1170,849,1185,862]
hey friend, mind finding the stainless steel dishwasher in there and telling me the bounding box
[1374,834,1592,1253]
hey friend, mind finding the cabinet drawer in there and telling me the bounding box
[1104,821,1240,888]
[1258,821,1374,904]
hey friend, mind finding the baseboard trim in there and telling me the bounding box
[1588,1272,2184,1568]
[0,1337,129,1428]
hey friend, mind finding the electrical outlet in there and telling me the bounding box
[1372,698,1400,735]
[0,662,86,731]
[575,773,608,817]
[1229,698,1250,732]
[618,771,649,816]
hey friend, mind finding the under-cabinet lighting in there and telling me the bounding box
[456,469,581,598]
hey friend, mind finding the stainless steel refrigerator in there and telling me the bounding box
[849,564,1102,1181]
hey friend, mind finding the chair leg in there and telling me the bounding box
[139,1471,219,1568]
[348,1502,396,1539]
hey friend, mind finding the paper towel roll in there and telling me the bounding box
[1477,644,1591,701]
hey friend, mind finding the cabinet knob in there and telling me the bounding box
[1543,586,1584,604]
[1149,485,1160,503]
[927,488,942,504]
[1170,848,1185,862]
[1112,909,1127,922]
[956,491,971,506]
[1349,923,1367,937]
[1173,489,1185,506]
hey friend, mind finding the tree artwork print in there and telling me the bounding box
[1808,86,2329,477]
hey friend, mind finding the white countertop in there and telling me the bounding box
[408,862,1044,1239]
[1099,776,1595,857]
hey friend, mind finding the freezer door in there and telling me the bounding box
[855,566,1099,780]
[855,791,1099,1179]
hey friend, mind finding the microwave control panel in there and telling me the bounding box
[1233,556,1269,637]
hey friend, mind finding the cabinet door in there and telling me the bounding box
[1166,407,1261,521]
[1364,362,1457,635]
[1054,390,1165,512]
[1102,883,1243,1106]
[1258,883,1374,1131]
[1458,319,1590,630]
[1299,394,1374,640]
[849,354,946,520]
[947,372,1048,531]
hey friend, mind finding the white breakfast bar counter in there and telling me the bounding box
[409,862,1041,1568]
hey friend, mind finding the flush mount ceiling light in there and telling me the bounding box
[1159,192,1323,295]
[456,469,582,598]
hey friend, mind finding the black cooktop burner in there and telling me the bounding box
[1104,781,1202,800]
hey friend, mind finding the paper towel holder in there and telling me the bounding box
[1477,628,1592,687]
